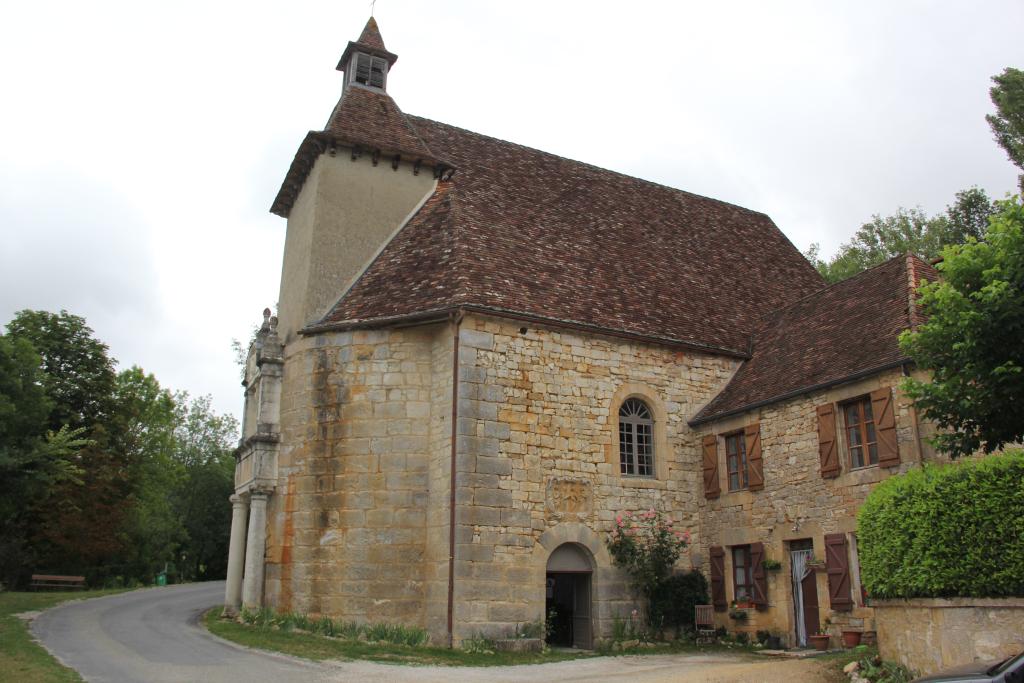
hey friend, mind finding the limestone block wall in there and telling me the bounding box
[695,368,926,644]
[263,323,450,630]
[451,313,740,642]
[874,598,1024,676]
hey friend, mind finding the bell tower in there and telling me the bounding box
[271,17,441,342]
[337,17,398,91]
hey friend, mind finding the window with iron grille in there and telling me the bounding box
[725,431,748,491]
[732,545,753,603]
[843,397,878,468]
[619,398,654,477]
[354,53,387,88]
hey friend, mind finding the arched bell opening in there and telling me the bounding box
[545,542,594,649]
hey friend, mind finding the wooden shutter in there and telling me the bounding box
[871,387,900,467]
[750,542,768,609]
[710,546,727,611]
[825,533,853,611]
[745,423,764,491]
[817,403,840,478]
[702,435,720,499]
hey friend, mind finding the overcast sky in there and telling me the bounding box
[2,0,1021,421]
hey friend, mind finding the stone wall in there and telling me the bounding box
[263,323,450,634]
[874,598,1024,676]
[451,313,740,642]
[695,369,928,645]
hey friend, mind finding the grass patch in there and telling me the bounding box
[207,608,598,667]
[0,588,132,683]
[206,608,753,667]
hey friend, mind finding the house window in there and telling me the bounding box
[725,431,748,491]
[354,53,387,88]
[619,398,654,477]
[843,397,878,469]
[732,545,753,603]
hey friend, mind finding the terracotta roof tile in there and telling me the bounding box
[689,254,939,425]
[316,116,826,355]
[357,17,388,52]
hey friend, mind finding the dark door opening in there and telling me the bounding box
[545,572,592,649]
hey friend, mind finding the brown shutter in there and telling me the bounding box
[817,403,840,478]
[871,387,900,467]
[745,423,764,491]
[702,435,720,499]
[825,533,853,611]
[710,545,727,611]
[750,542,768,609]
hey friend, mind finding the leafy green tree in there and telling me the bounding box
[900,197,1024,457]
[111,367,183,582]
[0,334,88,585]
[806,188,997,283]
[987,67,1024,192]
[172,394,238,581]
[5,310,117,430]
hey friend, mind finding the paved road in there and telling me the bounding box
[30,581,831,682]
[31,581,334,683]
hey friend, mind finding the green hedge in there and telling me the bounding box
[857,451,1024,599]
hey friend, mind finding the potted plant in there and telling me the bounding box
[841,629,862,648]
[807,630,831,651]
[762,558,782,572]
[807,617,830,650]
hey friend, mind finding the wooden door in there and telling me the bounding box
[572,573,592,649]
[801,568,820,638]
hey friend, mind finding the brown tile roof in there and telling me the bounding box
[689,254,939,425]
[357,17,388,52]
[311,115,826,355]
[270,88,450,217]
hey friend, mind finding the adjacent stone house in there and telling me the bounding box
[224,17,943,649]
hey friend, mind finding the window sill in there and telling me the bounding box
[617,476,667,490]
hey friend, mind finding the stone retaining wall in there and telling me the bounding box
[873,597,1024,676]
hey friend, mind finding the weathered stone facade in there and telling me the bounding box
[693,368,938,646]
[221,16,977,656]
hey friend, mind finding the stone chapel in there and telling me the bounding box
[225,17,945,649]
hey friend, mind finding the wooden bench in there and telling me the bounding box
[30,574,86,590]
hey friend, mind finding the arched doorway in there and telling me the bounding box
[545,543,593,649]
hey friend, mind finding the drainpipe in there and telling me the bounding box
[901,363,926,465]
[446,309,464,647]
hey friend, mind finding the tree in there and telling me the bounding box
[0,334,88,585]
[5,310,117,430]
[900,196,1024,457]
[987,67,1024,192]
[806,188,997,283]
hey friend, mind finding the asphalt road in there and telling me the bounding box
[30,581,831,683]
[30,581,335,683]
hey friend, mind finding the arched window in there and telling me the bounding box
[619,398,654,477]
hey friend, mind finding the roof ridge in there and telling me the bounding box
[405,114,774,219]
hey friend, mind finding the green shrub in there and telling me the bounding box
[365,622,428,647]
[461,634,495,653]
[650,571,709,629]
[858,452,1024,598]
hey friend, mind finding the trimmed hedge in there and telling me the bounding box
[857,451,1024,599]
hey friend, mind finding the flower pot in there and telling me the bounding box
[808,634,830,651]
[841,630,862,648]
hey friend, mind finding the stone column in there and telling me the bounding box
[223,494,249,615]
[241,489,270,610]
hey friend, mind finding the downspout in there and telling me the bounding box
[902,362,926,465]
[446,309,464,647]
